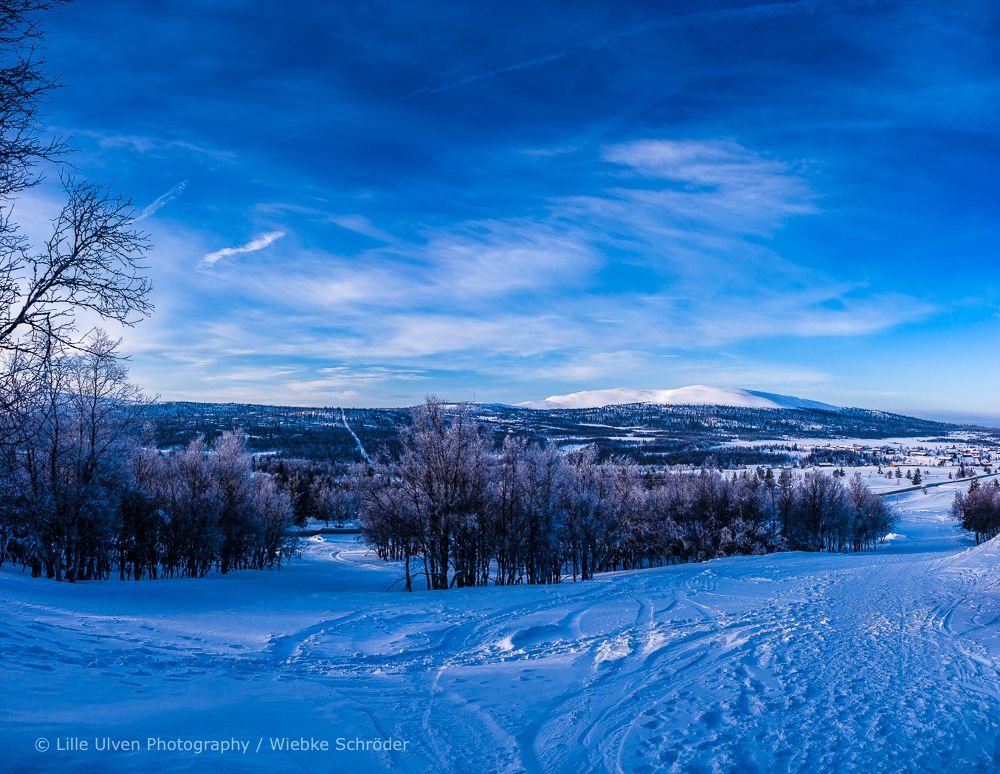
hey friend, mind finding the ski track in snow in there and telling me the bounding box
[341,408,372,463]
[2,485,1000,772]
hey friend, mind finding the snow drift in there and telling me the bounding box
[940,533,1000,569]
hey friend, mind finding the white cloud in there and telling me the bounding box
[599,138,817,232]
[177,135,925,366]
[127,136,937,405]
[73,130,235,163]
[328,214,395,243]
[201,231,286,267]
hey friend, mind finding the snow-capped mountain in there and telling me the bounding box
[517,384,839,412]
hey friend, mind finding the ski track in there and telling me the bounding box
[341,408,372,464]
[2,487,1000,772]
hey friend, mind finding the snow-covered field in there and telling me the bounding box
[799,464,993,494]
[719,432,998,494]
[3,482,999,772]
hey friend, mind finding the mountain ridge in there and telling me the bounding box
[517,384,839,412]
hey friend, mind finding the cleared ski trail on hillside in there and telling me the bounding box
[341,408,372,463]
[2,485,999,773]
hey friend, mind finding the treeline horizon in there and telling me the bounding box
[13,386,1000,588]
[356,399,899,592]
[141,398,965,467]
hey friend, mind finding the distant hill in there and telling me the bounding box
[518,384,839,412]
[143,399,965,467]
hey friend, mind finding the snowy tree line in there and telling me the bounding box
[118,432,295,580]
[0,336,297,580]
[258,457,359,527]
[952,478,1000,545]
[358,400,897,591]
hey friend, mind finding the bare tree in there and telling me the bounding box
[0,2,151,447]
[1,178,152,352]
[358,398,491,590]
[0,331,148,579]
[0,0,67,198]
[952,478,1000,545]
[357,462,422,591]
[118,431,296,580]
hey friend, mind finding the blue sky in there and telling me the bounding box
[26,0,1000,415]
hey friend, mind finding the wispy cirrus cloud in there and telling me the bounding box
[328,214,395,243]
[393,52,569,103]
[80,130,235,163]
[201,230,287,268]
[173,138,929,395]
[43,0,1000,412]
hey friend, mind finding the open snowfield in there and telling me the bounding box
[2,482,1000,773]
[799,465,995,494]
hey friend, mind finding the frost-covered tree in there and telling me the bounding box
[952,479,1000,545]
[360,398,490,590]
[357,461,423,591]
[358,400,895,591]
[0,332,146,579]
[130,431,296,579]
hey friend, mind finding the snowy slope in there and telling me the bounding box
[3,483,999,772]
[518,384,839,411]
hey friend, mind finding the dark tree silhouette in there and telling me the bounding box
[0,1,151,447]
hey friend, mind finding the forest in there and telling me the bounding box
[141,398,961,466]
[356,400,897,591]
[0,373,900,585]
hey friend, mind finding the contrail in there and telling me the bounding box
[136,179,188,221]
[589,0,828,48]
[392,0,829,103]
[341,409,372,464]
[392,52,568,103]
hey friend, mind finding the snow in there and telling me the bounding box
[340,408,372,464]
[518,384,839,412]
[720,432,985,452]
[796,464,994,494]
[3,480,1000,772]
